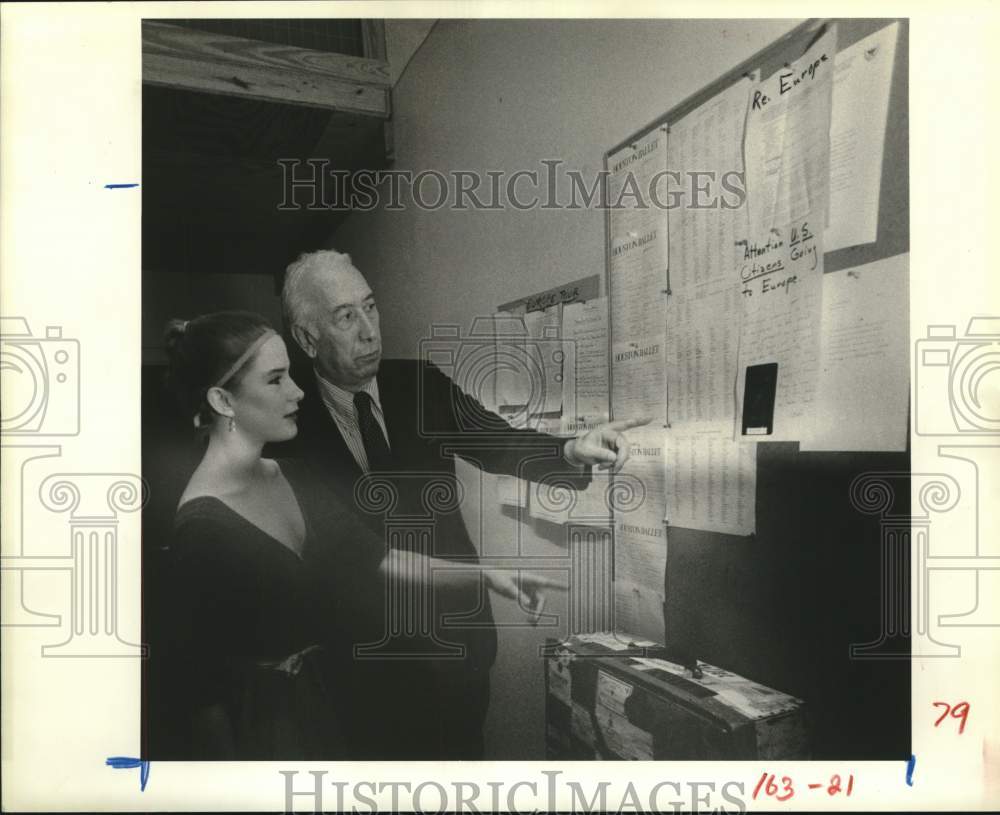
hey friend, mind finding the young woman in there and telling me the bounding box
[163,310,558,759]
[163,311,349,759]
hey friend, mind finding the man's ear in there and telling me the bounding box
[205,386,235,418]
[291,323,317,359]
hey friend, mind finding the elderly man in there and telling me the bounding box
[280,248,646,759]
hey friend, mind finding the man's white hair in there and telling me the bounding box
[282,248,357,330]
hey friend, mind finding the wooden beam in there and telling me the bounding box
[143,22,391,86]
[143,21,390,116]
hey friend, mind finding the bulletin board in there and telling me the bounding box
[493,273,603,423]
[603,18,910,759]
[492,274,613,527]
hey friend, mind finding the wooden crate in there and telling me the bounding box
[545,633,809,760]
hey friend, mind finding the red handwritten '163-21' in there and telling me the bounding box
[752,772,853,801]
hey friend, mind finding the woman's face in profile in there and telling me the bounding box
[227,335,304,443]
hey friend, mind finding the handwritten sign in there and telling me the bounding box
[737,219,817,299]
[498,275,600,315]
[751,52,831,111]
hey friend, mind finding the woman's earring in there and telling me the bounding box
[228,416,236,433]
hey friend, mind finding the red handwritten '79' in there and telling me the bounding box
[933,701,970,734]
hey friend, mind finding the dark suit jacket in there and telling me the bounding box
[278,357,589,757]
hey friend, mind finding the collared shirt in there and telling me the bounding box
[315,371,391,473]
[316,367,585,475]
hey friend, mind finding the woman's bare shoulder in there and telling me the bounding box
[177,462,233,510]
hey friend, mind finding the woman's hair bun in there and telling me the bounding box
[161,311,273,430]
[162,318,189,361]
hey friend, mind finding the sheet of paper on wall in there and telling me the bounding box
[610,424,667,642]
[665,421,757,536]
[607,129,669,336]
[560,312,578,425]
[734,247,825,442]
[825,22,899,252]
[442,318,499,413]
[531,415,563,436]
[607,131,669,426]
[613,425,668,532]
[523,304,564,415]
[608,127,669,259]
[561,298,610,426]
[608,258,667,372]
[736,26,836,442]
[610,319,667,427]
[608,129,669,425]
[496,473,528,508]
[613,521,667,645]
[537,413,615,524]
[575,470,614,524]
[666,76,751,431]
[529,477,567,523]
[614,526,666,587]
[529,469,613,526]
[611,334,666,425]
[493,311,532,426]
[800,253,909,451]
[668,75,751,289]
[614,581,665,646]
[666,279,742,430]
[744,25,838,238]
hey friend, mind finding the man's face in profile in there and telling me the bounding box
[307,263,383,390]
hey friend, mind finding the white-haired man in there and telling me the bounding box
[280,248,647,759]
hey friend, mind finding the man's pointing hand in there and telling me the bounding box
[564,416,653,474]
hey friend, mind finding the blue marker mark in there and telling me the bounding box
[104,183,139,189]
[106,756,150,791]
[906,753,916,787]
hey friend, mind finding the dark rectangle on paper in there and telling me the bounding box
[742,362,778,436]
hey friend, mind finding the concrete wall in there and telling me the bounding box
[141,270,282,364]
